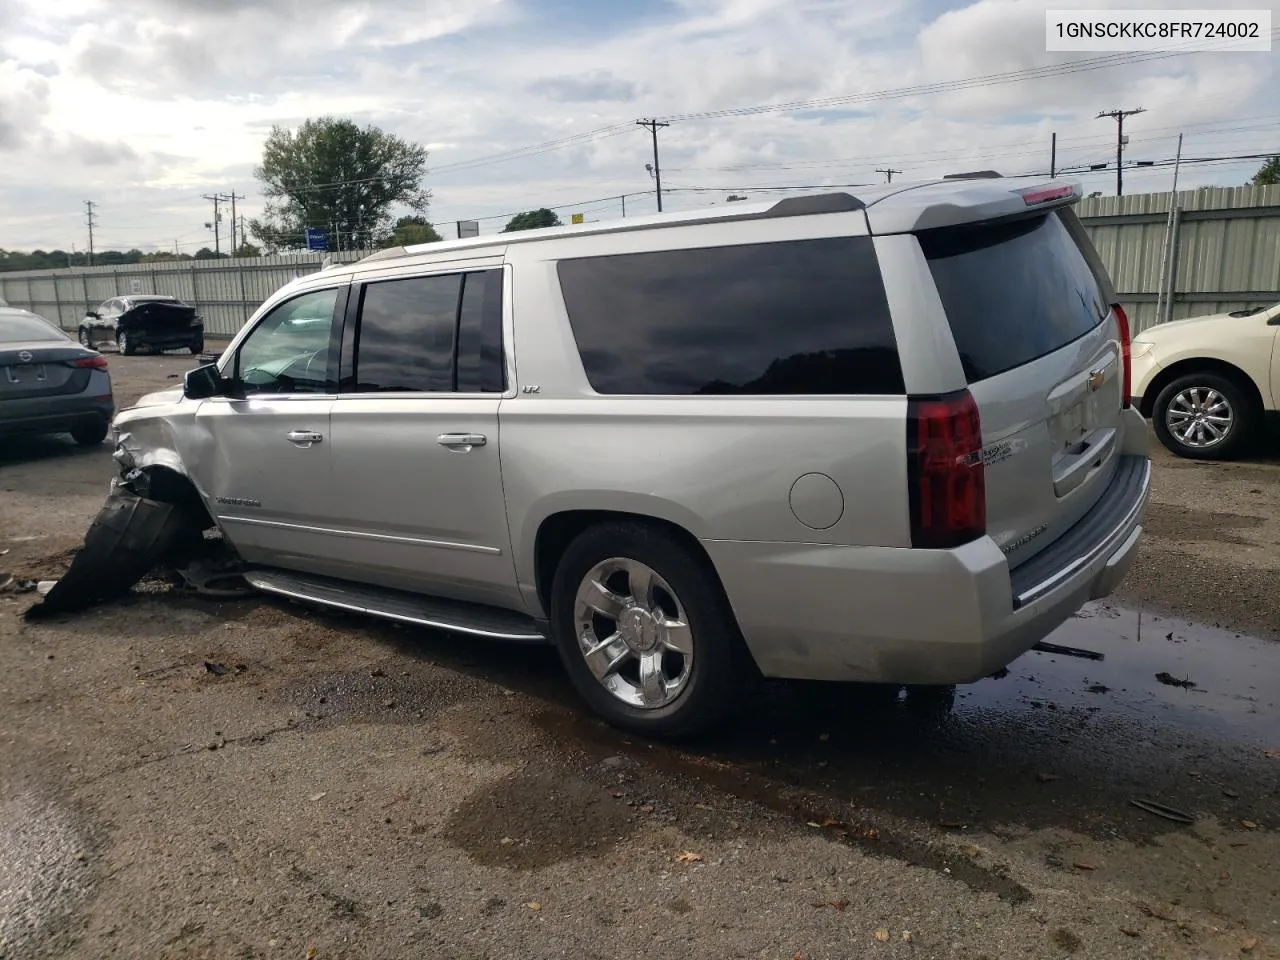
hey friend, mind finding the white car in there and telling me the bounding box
[1131,302,1280,459]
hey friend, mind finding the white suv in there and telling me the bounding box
[102,177,1151,737]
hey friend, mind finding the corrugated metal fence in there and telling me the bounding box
[0,251,365,339]
[1077,183,1280,332]
[3,183,1279,339]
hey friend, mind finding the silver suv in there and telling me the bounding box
[110,178,1151,737]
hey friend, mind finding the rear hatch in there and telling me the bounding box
[915,205,1127,569]
[0,341,99,402]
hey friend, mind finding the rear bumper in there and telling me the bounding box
[705,454,1152,685]
[0,389,115,438]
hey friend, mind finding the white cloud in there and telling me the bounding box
[1,0,1277,251]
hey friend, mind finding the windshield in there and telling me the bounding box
[0,313,67,343]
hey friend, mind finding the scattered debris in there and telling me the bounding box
[1087,684,1110,694]
[523,901,541,911]
[639,804,655,814]
[938,819,963,829]
[674,851,703,863]
[0,574,36,594]
[1033,640,1104,661]
[1242,936,1259,953]
[36,580,57,595]
[1119,928,1141,938]
[812,899,846,911]
[1240,820,1259,830]
[874,929,890,943]
[173,557,253,598]
[203,661,232,676]
[1154,672,1196,689]
[1130,799,1194,824]
[1224,790,1240,799]
[1137,902,1176,922]
[0,548,8,556]
[901,932,912,942]
[308,792,326,802]
[1264,749,1280,760]
[1036,772,1060,783]
[1073,861,1096,871]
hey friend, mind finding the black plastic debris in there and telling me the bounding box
[24,485,185,620]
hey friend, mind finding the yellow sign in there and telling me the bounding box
[571,213,584,224]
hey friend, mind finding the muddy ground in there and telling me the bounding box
[2,352,1278,960]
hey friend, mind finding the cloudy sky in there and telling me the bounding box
[1,0,1277,253]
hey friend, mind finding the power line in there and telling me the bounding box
[875,167,901,183]
[662,30,1280,123]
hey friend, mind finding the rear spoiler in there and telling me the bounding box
[864,178,1083,234]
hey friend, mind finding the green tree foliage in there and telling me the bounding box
[0,248,213,272]
[193,247,229,260]
[382,215,443,248]
[1250,156,1280,186]
[502,208,562,232]
[249,116,430,253]
[233,241,263,258]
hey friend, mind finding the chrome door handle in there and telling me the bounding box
[437,433,487,450]
[286,430,324,447]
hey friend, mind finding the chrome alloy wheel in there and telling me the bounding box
[1166,386,1233,448]
[573,557,694,709]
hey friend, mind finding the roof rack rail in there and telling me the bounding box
[762,192,866,216]
[943,170,1003,179]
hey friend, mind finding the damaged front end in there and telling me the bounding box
[24,431,241,620]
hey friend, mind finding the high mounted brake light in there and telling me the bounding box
[1017,184,1076,206]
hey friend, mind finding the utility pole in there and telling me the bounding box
[84,201,96,266]
[637,119,670,212]
[876,167,901,183]
[1096,107,1145,196]
[220,192,242,253]
[201,194,224,255]
[1050,132,1057,178]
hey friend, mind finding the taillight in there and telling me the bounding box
[72,355,108,370]
[907,390,986,549]
[1112,303,1132,408]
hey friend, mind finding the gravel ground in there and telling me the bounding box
[1,352,1278,960]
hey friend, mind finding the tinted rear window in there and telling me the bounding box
[0,313,64,343]
[918,212,1108,383]
[557,236,904,395]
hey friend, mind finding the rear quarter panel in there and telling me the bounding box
[498,215,912,613]
[1139,316,1279,411]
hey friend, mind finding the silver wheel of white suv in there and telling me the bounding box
[573,557,694,709]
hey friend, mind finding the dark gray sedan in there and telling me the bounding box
[0,308,115,446]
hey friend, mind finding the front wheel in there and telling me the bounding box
[1152,371,1257,460]
[117,330,136,356]
[189,337,204,355]
[549,522,750,739]
[78,328,93,349]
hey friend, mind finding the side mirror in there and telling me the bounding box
[86,310,100,319]
[184,363,233,400]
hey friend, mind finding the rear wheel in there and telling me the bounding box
[71,421,109,446]
[549,521,750,739]
[117,329,136,356]
[1152,371,1256,460]
[189,337,204,355]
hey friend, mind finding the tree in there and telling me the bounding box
[233,241,262,258]
[193,247,228,260]
[502,208,562,232]
[1250,157,1280,186]
[249,116,429,253]
[382,215,442,248]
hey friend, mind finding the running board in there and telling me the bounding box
[243,568,549,642]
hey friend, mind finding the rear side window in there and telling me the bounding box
[918,212,1108,383]
[352,274,461,392]
[346,269,505,393]
[556,236,904,395]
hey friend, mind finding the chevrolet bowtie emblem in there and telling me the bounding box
[1087,368,1105,391]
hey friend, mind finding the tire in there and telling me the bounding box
[1152,371,1257,461]
[117,329,136,356]
[78,327,93,349]
[549,521,751,739]
[71,421,109,446]
[189,337,204,355]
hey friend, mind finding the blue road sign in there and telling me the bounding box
[304,227,329,251]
